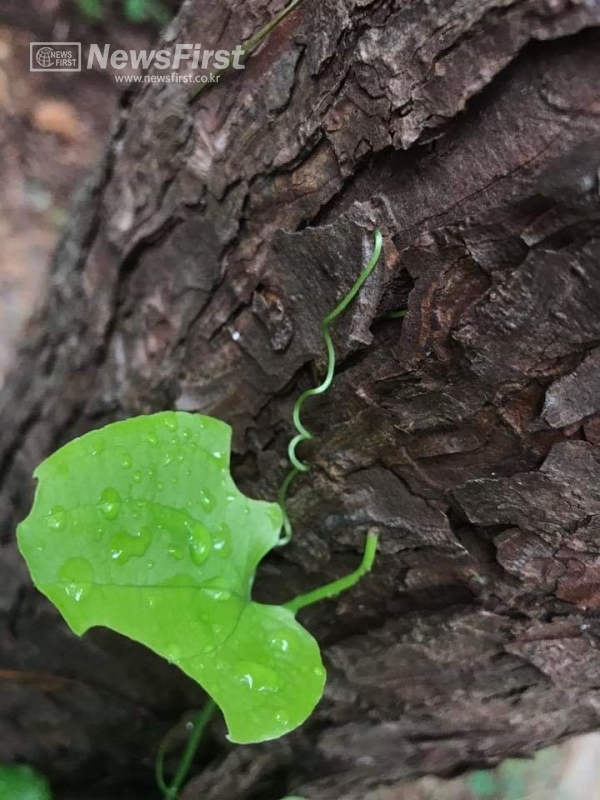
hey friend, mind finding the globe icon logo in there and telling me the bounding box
[36,47,55,68]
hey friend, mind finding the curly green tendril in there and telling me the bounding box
[156,229,385,800]
[277,229,384,545]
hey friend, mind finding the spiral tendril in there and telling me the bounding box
[156,229,386,800]
[277,229,384,545]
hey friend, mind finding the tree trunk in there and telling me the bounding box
[2,1,600,798]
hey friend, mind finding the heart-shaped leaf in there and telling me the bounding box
[17,412,325,744]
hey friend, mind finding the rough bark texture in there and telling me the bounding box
[2,1,600,798]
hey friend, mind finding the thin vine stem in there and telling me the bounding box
[189,0,303,101]
[156,700,217,800]
[278,230,384,545]
[285,530,379,614]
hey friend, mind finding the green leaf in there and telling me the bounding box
[0,765,52,800]
[74,0,104,20]
[124,0,170,24]
[17,412,326,744]
[123,0,151,21]
[467,770,498,797]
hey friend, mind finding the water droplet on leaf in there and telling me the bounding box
[168,545,184,561]
[270,634,291,653]
[91,436,105,456]
[202,588,232,601]
[133,526,152,548]
[212,523,232,558]
[237,671,253,689]
[46,506,67,531]
[186,519,212,566]
[58,557,93,602]
[98,487,121,520]
[236,661,279,694]
[109,527,151,565]
[166,643,181,665]
[199,489,216,513]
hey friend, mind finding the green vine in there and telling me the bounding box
[154,230,384,799]
[188,0,304,102]
[156,700,216,800]
[12,4,397,799]
[278,229,383,545]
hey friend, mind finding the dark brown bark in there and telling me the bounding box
[2,1,600,798]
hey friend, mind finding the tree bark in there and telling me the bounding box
[2,1,600,798]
